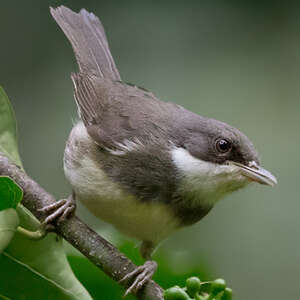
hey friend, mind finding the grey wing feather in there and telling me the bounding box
[51,6,198,151]
[50,6,121,80]
[71,73,100,126]
[71,73,192,151]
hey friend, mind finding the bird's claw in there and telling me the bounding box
[120,260,157,297]
[38,196,76,225]
[40,223,56,234]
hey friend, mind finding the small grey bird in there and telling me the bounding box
[43,6,277,296]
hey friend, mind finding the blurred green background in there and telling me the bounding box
[0,0,299,299]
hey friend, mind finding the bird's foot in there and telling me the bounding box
[38,195,76,225]
[120,260,157,297]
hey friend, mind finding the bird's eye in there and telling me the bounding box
[215,138,232,153]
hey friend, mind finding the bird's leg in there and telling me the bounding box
[120,241,157,297]
[38,193,76,225]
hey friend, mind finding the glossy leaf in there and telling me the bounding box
[0,208,19,253]
[0,177,23,211]
[1,197,92,300]
[0,87,92,299]
[0,87,22,168]
[0,88,23,254]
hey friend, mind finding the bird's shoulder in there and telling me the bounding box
[72,73,191,150]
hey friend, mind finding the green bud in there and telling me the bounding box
[220,288,232,300]
[164,286,191,300]
[210,278,226,295]
[186,277,201,297]
[195,294,209,300]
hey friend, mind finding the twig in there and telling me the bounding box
[0,153,164,300]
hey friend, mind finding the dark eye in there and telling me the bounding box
[215,138,232,153]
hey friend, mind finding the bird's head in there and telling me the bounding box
[172,116,277,205]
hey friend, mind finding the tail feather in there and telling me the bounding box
[50,6,121,80]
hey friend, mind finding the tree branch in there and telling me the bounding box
[0,153,164,300]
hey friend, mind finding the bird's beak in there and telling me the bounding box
[228,161,277,187]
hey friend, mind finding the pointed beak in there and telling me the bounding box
[228,161,277,187]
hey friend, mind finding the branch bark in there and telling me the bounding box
[0,153,164,300]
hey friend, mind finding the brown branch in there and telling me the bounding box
[0,153,164,300]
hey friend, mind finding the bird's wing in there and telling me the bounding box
[51,5,200,151]
[50,6,120,80]
[71,73,186,151]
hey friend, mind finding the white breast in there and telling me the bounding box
[64,122,180,244]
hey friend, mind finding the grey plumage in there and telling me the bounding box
[50,6,120,80]
[51,6,259,168]
[71,72,258,167]
[51,5,275,239]
[49,6,276,294]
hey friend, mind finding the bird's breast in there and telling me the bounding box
[64,122,180,244]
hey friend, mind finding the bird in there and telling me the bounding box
[42,5,277,296]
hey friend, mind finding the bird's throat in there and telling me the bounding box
[172,147,249,207]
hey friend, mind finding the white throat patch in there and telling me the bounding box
[171,147,249,206]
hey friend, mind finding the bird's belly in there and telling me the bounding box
[64,149,179,244]
[77,192,179,244]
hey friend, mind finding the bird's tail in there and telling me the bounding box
[50,6,121,81]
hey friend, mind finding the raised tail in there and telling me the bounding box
[50,6,121,80]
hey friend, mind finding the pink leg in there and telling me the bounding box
[39,194,76,225]
[120,241,157,297]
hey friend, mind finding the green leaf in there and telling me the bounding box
[0,88,24,253]
[0,177,23,211]
[0,208,19,253]
[0,88,23,254]
[0,87,92,299]
[1,206,92,300]
[68,255,136,300]
[0,293,12,300]
[0,87,22,168]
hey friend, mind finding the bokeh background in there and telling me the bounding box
[1,0,299,299]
